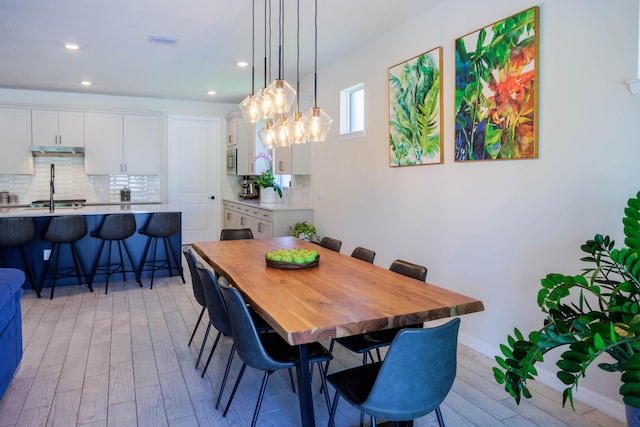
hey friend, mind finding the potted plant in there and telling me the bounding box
[289,221,316,241]
[494,191,640,423]
[254,169,282,202]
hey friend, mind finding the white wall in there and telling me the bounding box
[309,0,640,419]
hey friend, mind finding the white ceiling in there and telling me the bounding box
[1,0,445,104]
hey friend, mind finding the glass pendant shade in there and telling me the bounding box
[258,120,276,149]
[239,94,260,124]
[265,79,296,115]
[305,107,332,142]
[254,88,275,120]
[286,112,309,144]
[273,117,291,146]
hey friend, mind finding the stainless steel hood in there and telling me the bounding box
[30,146,85,157]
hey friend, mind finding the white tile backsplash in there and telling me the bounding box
[0,157,161,204]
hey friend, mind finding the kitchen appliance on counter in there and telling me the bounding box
[239,176,259,199]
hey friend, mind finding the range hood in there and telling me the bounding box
[30,146,85,157]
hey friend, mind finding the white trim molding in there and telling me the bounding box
[628,79,640,94]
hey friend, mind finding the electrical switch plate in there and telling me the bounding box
[43,249,51,260]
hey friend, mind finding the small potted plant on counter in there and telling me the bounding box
[255,169,282,203]
[494,190,640,424]
[289,221,316,242]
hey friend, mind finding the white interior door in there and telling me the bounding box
[168,116,220,244]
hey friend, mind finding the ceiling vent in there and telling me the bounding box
[148,35,178,45]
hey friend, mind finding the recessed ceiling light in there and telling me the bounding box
[149,35,178,45]
[65,43,79,50]
[207,91,216,95]
[81,81,92,86]
[237,61,249,67]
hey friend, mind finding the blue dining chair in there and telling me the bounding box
[218,277,333,427]
[183,247,206,348]
[327,318,461,427]
[195,264,277,411]
[329,259,428,366]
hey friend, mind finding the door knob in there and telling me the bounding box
[210,196,215,200]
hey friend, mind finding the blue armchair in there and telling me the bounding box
[0,268,25,399]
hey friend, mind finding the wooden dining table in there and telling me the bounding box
[192,236,484,427]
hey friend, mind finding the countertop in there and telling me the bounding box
[0,203,180,218]
[224,198,313,211]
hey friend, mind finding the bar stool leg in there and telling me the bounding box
[105,240,113,294]
[70,242,92,293]
[121,240,142,286]
[90,240,107,286]
[18,246,40,298]
[116,240,127,282]
[150,237,159,289]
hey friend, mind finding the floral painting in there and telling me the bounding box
[389,47,443,167]
[455,7,539,161]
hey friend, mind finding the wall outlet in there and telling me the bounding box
[43,249,51,260]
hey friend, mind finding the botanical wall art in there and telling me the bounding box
[389,47,443,167]
[455,7,539,161]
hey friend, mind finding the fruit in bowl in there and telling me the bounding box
[266,248,318,265]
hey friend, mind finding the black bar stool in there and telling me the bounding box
[0,217,41,298]
[138,212,185,288]
[39,215,92,299]
[90,214,141,294]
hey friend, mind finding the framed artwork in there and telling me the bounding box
[455,7,539,161]
[389,47,443,167]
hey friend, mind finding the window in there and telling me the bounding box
[340,83,365,137]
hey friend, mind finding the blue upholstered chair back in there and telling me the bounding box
[361,318,460,421]
[196,263,232,337]
[218,278,293,372]
[183,247,206,308]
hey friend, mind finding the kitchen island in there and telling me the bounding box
[0,204,182,292]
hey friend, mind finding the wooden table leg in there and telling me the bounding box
[296,344,316,427]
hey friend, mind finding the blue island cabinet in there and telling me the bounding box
[2,211,182,292]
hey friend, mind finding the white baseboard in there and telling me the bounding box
[459,332,625,422]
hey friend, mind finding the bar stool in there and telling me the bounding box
[90,214,141,294]
[138,212,185,289]
[0,217,41,298]
[40,215,92,299]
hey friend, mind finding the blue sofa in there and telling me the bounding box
[0,268,24,400]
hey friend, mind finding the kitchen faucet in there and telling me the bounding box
[49,163,55,212]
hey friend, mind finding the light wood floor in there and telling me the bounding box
[0,255,627,427]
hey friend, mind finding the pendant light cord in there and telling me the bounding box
[314,0,318,108]
[251,0,255,95]
[296,0,300,113]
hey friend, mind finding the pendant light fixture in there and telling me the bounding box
[305,0,332,142]
[285,0,309,145]
[264,0,296,116]
[254,0,274,121]
[239,0,260,123]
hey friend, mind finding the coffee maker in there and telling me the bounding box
[239,176,259,199]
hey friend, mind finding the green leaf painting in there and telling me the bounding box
[389,47,443,167]
[455,7,539,161]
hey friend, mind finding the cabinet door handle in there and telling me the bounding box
[227,212,231,220]
[123,163,127,173]
[59,135,62,145]
[258,223,263,233]
[279,161,284,171]
[228,135,232,144]
[240,217,245,226]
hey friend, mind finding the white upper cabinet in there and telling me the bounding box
[85,112,160,175]
[227,112,266,176]
[123,115,159,174]
[32,109,84,147]
[84,112,123,175]
[273,143,311,175]
[0,107,33,174]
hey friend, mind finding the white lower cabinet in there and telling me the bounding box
[223,201,313,239]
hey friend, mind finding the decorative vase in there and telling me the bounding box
[260,188,278,203]
[627,405,640,426]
